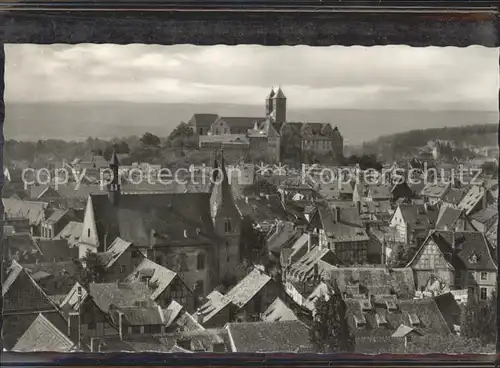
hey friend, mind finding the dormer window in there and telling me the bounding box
[408,312,420,326]
[375,312,388,327]
[353,314,366,328]
[469,253,479,264]
[359,299,373,312]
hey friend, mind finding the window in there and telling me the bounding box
[481,272,488,281]
[480,287,488,301]
[224,219,232,233]
[88,228,91,238]
[197,253,206,270]
[120,265,126,274]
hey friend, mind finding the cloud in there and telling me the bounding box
[4,44,498,110]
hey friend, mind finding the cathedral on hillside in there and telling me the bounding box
[188,86,344,164]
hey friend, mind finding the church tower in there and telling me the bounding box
[265,88,275,116]
[269,86,287,131]
[107,151,121,206]
[210,149,242,285]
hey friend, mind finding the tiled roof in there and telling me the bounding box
[225,320,313,353]
[118,307,165,326]
[433,292,462,333]
[266,221,299,256]
[13,313,76,352]
[235,194,289,225]
[89,282,154,314]
[2,260,24,297]
[48,294,68,306]
[169,344,193,353]
[409,230,497,271]
[420,183,450,199]
[23,261,81,294]
[218,116,266,129]
[368,185,392,200]
[45,209,68,225]
[288,247,341,281]
[303,282,335,311]
[3,198,48,226]
[345,297,450,338]
[60,282,88,313]
[247,119,280,138]
[316,204,369,242]
[486,219,497,248]
[261,297,298,323]
[197,268,272,324]
[163,300,184,328]
[470,205,498,230]
[98,237,133,269]
[326,267,415,299]
[398,204,439,229]
[126,258,179,300]
[199,134,249,145]
[391,324,421,338]
[442,188,466,205]
[3,232,42,254]
[54,221,83,246]
[458,186,491,215]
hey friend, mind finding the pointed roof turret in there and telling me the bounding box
[210,149,237,219]
[109,151,120,167]
[266,87,276,99]
[273,86,286,99]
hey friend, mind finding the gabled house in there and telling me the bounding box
[59,282,117,340]
[407,230,497,301]
[126,258,195,311]
[40,208,75,239]
[390,203,439,246]
[3,198,49,237]
[196,267,287,328]
[260,297,299,323]
[95,237,144,282]
[12,313,79,352]
[285,246,342,286]
[307,203,370,265]
[29,185,62,202]
[2,260,61,349]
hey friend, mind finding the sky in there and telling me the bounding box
[5,44,498,111]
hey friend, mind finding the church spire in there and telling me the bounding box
[107,151,121,206]
[210,148,235,220]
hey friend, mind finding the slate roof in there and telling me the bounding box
[225,320,313,353]
[435,206,464,230]
[345,297,450,338]
[188,113,220,129]
[87,192,216,248]
[3,198,49,225]
[261,297,299,323]
[88,282,154,314]
[117,307,165,326]
[13,313,76,352]
[197,268,273,324]
[54,221,83,246]
[126,258,180,300]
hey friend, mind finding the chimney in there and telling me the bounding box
[176,338,192,351]
[90,337,101,352]
[118,311,124,340]
[213,342,226,352]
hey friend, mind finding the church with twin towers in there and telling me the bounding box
[188,86,344,164]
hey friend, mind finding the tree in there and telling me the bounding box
[166,122,198,149]
[461,291,496,344]
[77,250,106,286]
[309,290,355,353]
[140,132,161,147]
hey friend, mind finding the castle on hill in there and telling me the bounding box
[187,86,344,164]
